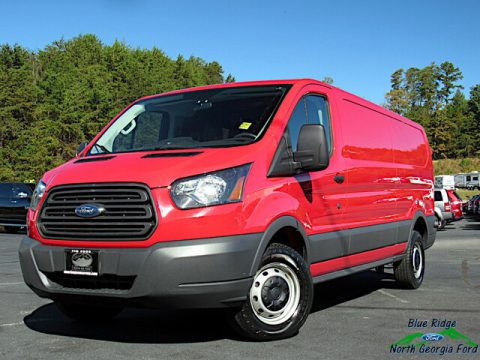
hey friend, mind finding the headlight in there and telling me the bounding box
[171,164,251,209]
[30,180,47,210]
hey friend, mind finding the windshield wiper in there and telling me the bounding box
[92,143,111,154]
[152,145,201,151]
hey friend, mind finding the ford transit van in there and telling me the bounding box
[19,79,436,340]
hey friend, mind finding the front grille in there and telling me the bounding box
[37,183,157,240]
[0,206,28,224]
[44,272,135,291]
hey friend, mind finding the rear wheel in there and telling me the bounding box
[55,301,123,322]
[435,215,446,230]
[439,219,446,230]
[230,243,313,341]
[394,231,425,289]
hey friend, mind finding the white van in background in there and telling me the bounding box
[435,175,455,190]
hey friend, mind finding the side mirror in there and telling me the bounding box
[294,124,329,171]
[76,141,89,156]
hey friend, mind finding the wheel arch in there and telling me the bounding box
[410,211,429,248]
[249,216,310,276]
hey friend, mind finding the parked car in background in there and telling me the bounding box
[0,182,34,233]
[434,189,453,223]
[466,194,480,215]
[461,199,469,214]
[434,206,446,230]
[474,196,480,215]
[446,189,463,221]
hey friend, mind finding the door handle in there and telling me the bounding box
[334,175,345,184]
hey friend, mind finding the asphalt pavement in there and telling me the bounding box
[0,218,479,360]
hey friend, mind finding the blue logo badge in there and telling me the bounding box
[74,204,105,218]
[422,333,444,342]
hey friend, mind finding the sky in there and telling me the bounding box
[1,0,479,104]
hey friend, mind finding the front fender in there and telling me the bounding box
[249,216,310,276]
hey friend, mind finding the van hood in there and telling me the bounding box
[43,147,257,189]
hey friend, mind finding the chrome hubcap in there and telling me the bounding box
[412,244,423,279]
[249,261,300,325]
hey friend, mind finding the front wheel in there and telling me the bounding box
[230,243,313,341]
[394,231,425,289]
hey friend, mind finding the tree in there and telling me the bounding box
[438,61,463,105]
[468,85,480,155]
[0,34,232,181]
[225,74,236,83]
[321,76,334,84]
[384,61,474,159]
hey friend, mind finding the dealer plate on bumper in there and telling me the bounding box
[64,249,99,276]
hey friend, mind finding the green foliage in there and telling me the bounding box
[0,35,231,181]
[433,157,480,175]
[321,76,334,84]
[385,61,479,159]
[456,188,478,200]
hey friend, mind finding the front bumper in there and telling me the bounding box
[19,234,262,309]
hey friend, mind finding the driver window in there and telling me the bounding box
[287,98,307,152]
[287,95,332,153]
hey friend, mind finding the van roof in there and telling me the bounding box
[139,78,422,131]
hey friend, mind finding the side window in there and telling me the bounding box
[305,95,332,153]
[467,176,471,181]
[434,191,442,201]
[287,95,332,153]
[287,98,307,152]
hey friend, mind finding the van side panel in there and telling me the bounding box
[338,98,399,229]
[309,92,434,276]
[392,120,434,224]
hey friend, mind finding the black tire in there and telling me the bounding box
[55,301,123,322]
[435,215,446,230]
[394,231,425,289]
[4,226,20,233]
[230,243,313,341]
[439,219,446,230]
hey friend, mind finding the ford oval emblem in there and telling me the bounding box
[422,333,444,342]
[71,252,93,267]
[75,204,105,218]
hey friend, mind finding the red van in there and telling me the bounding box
[19,79,436,340]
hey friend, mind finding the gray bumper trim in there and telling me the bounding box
[425,215,436,249]
[19,234,262,309]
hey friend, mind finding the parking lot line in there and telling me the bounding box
[377,289,409,304]
[0,321,24,327]
[0,282,24,286]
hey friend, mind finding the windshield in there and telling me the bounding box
[89,85,291,155]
